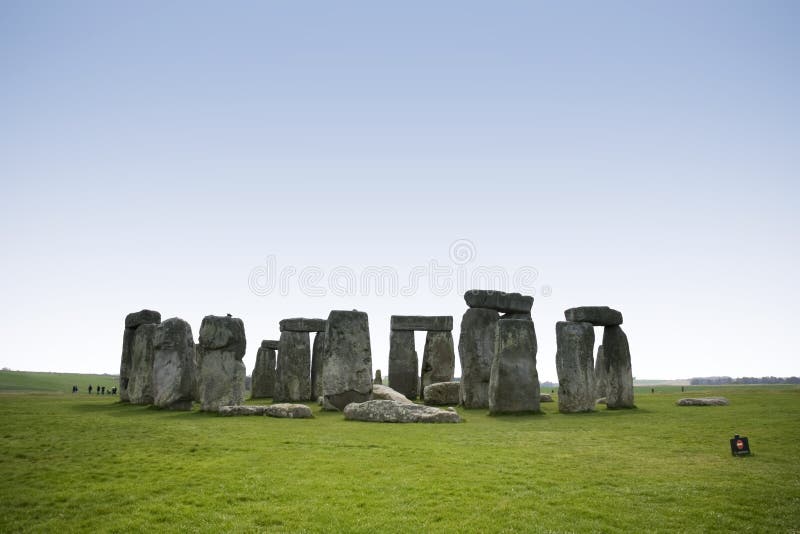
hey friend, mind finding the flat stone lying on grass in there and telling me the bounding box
[370,384,414,405]
[676,397,730,406]
[344,400,462,423]
[266,403,314,418]
[540,393,554,403]
[564,306,623,326]
[219,405,268,416]
[423,381,460,406]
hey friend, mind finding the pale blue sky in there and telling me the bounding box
[1,1,798,380]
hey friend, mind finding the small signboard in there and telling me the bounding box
[730,434,751,456]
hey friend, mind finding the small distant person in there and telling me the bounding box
[88,384,93,394]
[101,386,106,395]
[651,388,655,394]
[112,386,117,395]
[681,386,685,392]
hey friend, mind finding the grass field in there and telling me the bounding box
[1,371,798,533]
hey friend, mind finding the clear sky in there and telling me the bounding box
[1,1,798,381]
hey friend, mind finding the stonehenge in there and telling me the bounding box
[344,400,462,423]
[423,381,460,406]
[274,318,325,402]
[196,315,247,412]
[322,310,373,411]
[489,317,540,414]
[311,331,326,401]
[555,321,595,413]
[128,323,158,404]
[152,317,196,410]
[602,325,635,409]
[373,369,383,385]
[119,309,161,402]
[388,315,455,400]
[251,340,278,399]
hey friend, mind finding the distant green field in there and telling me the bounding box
[0,373,798,532]
[0,370,118,393]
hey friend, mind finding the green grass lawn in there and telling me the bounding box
[1,372,798,533]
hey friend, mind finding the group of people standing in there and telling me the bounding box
[71,384,116,395]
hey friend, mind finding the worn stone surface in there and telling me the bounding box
[458,308,499,408]
[128,323,158,405]
[555,321,596,413]
[420,331,455,398]
[344,400,462,423]
[279,318,327,332]
[464,290,533,314]
[370,384,414,404]
[152,317,196,410]
[262,339,280,350]
[602,326,635,409]
[540,393,554,403]
[250,343,276,399]
[275,331,311,402]
[196,315,246,412]
[423,381,460,406]
[265,403,314,418]
[311,332,326,401]
[120,309,161,402]
[390,315,453,331]
[489,318,540,414]
[373,369,383,385]
[322,310,373,411]
[219,405,268,416]
[594,345,608,399]
[388,329,418,399]
[677,397,729,406]
[564,306,623,326]
[125,309,162,329]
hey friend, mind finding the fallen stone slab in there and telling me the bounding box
[464,290,533,314]
[390,315,453,332]
[370,384,414,405]
[344,400,462,423]
[262,339,280,350]
[279,318,327,332]
[266,403,314,418]
[423,381,460,406]
[219,405,268,416]
[540,394,554,403]
[564,306,623,326]
[676,397,729,406]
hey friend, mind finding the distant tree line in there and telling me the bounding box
[689,376,800,385]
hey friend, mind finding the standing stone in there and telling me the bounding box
[275,331,311,402]
[602,326,634,409]
[251,340,277,399]
[128,323,158,404]
[458,307,499,408]
[322,310,373,411]
[119,309,161,402]
[555,321,596,413]
[489,318,540,415]
[373,369,383,385]
[388,329,418,399]
[152,317,196,410]
[311,331,326,401]
[594,344,608,399]
[420,331,455,398]
[196,315,247,412]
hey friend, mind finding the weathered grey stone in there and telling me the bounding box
[322,310,373,411]
[219,405,268,416]
[420,331,455,398]
[370,384,414,404]
[489,318,540,415]
[677,397,729,406]
[196,315,246,412]
[564,306,623,326]
[279,318,327,332]
[128,323,158,405]
[250,343,276,399]
[500,312,533,321]
[311,331,326,401]
[540,393,554,403]
[602,326,635,409]
[275,331,311,402]
[262,340,280,350]
[120,309,161,402]
[388,329,418,399]
[124,309,162,329]
[373,369,383,385]
[423,381,460,406]
[594,345,608,399]
[458,308,499,408]
[555,321,596,413]
[266,403,314,418]
[390,315,453,331]
[464,290,533,314]
[152,317,196,410]
[344,400,461,423]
